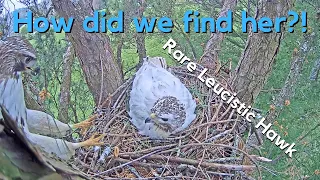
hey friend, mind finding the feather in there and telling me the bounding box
[129,57,196,139]
[0,107,88,179]
[0,36,104,166]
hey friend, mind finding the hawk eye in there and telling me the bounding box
[25,57,33,63]
[161,118,168,122]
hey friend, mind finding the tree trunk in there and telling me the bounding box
[23,76,44,111]
[58,45,74,123]
[136,33,147,64]
[265,33,315,123]
[116,38,124,77]
[310,58,320,81]
[229,0,293,105]
[51,0,123,106]
[134,0,147,67]
[200,0,238,70]
[24,88,43,111]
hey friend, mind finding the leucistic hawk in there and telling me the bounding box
[129,57,197,139]
[0,36,104,160]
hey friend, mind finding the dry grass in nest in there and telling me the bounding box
[73,64,261,179]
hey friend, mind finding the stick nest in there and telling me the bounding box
[73,64,259,179]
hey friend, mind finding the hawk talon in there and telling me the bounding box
[73,114,98,135]
[80,133,106,147]
[80,127,89,135]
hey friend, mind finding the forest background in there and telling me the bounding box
[0,0,319,179]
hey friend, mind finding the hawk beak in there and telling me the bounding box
[145,117,162,125]
[150,113,157,119]
[145,113,157,123]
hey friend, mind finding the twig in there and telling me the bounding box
[127,165,143,178]
[111,123,128,146]
[205,129,233,143]
[193,149,209,179]
[208,157,241,163]
[185,119,239,132]
[102,109,126,134]
[93,148,164,176]
[158,143,260,173]
[118,144,178,156]
[98,55,105,106]
[120,154,256,171]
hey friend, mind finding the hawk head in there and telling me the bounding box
[145,56,167,69]
[0,36,39,78]
[145,96,186,137]
[0,36,39,129]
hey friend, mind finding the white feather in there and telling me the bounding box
[129,59,196,138]
[26,109,71,137]
[0,76,80,160]
[0,74,27,129]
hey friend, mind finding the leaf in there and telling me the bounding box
[270,104,276,111]
[114,146,120,158]
[285,100,291,106]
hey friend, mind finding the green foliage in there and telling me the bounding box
[22,28,94,123]
[253,2,320,179]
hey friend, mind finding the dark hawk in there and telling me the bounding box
[0,36,105,161]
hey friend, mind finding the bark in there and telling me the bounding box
[229,0,294,105]
[51,0,123,105]
[265,33,315,123]
[136,32,147,64]
[309,58,320,81]
[58,45,74,123]
[24,88,43,111]
[116,38,124,77]
[92,0,105,10]
[247,33,315,148]
[200,0,238,69]
[134,0,147,67]
[23,76,44,111]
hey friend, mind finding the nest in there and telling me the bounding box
[73,64,260,179]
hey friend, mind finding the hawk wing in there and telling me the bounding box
[129,59,196,132]
[0,106,89,179]
[0,74,28,129]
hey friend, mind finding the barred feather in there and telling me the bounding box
[0,36,36,129]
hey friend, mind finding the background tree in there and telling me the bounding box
[58,44,75,123]
[51,0,123,105]
[200,0,238,72]
[230,0,294,105]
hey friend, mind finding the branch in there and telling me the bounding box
[199,0,238,69]
[120,154,256,171]
[58,45,75,123]
[265,33,315,123]
[175,20,198,60]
